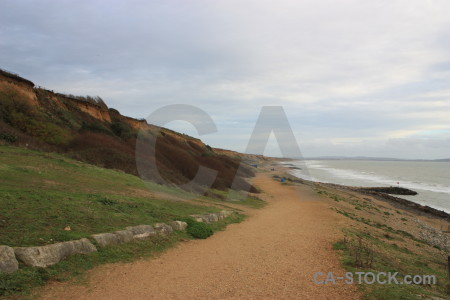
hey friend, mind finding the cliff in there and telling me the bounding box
[0,68,258,193]
[0,68,152,128]
[0,69,39,106]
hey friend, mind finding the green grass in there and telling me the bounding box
[0,233,184,298]
[206,189,267,209]
[0,146,230,246]
[1,217,246,299]
[320,188,449,299]
[333,229,449,299]
[0,146,251,297]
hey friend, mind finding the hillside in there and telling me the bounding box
[0,145,264,247]
[0,145,267,297]
[0,68,258,193]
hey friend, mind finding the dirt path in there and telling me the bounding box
[39,173,360,299]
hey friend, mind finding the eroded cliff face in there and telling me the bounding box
[55,95,112,123]
[0,72,39,106]
[121,116,150,130]
[0,69,259,193]
[0,70,150,129]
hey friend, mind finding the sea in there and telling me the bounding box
[283,160,450,214]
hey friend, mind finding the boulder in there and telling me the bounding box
[92,232,120,247]
[126,225,156,239]
[0,246,19,273]
[191,213,218,224]
[203,213,219,223]
[170,221,188,231]
[190,212,234,224]
[154,223,173,236]
[114,230,134,243]
[190,215,204,223]
[220,210,233,218]
[14,238,97,268]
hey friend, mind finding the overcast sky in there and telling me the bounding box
[1,0,449,159]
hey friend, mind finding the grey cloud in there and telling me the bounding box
[1,0,450,158]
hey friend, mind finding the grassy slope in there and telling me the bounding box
[0,145,242,247]
[0,145,258,298]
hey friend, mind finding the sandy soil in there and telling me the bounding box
[38,173,360,299]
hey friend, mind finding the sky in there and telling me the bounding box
[1,0,450,159]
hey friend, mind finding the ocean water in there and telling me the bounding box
[284,160,450,213]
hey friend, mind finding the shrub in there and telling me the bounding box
[0,132,17,143]
[348,236,374,268]
[177,217,197,227]
[0,89,34,124]
[111,121,135,139]
[186,221,213,239]
[80,121,113,135]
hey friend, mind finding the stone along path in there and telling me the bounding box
[39,173,360,299]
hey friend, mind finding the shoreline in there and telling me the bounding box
[267,160,449,297]
[267,161,450,249]
[278,163,450,221]
[278,159,450,217]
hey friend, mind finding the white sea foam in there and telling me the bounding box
[284,160,450,213]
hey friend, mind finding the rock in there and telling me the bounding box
[14,238,97,268]
[0,246,19,273]
[221,210,233,218]
[190,214,214,224]
[92,232,120,247]
[220,210,232,218]
[190,215,204,223]
[114,230,134,243]
[170,221,187,231]
[126,225,156,239]
[218,210,235,220]
[190,211,234,224]
[92,225,160,247]
[358,186,418,196]
[154,223,173,236]
[415,219,450,251]
[202,213,219,224]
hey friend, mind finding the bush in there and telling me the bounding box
[80,121,113,135]
[0,132,17,143]
[111,121,135,139]
[186,221,213,239]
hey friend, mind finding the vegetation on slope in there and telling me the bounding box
[0,69,258,193]
[0,145,253,298]
[0,146,223,247]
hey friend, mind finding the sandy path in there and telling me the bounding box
[39,173,360,299]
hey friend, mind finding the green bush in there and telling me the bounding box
[186,221,213,239]
[178,217,196,227]
[111,121,135,139]
[80,121,113,135]
[0,132,17,143]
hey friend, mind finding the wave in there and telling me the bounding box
[288,160,450,195]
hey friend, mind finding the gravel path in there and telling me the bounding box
[39,173,360,299]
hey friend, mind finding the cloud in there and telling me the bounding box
[1,0,449,158]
